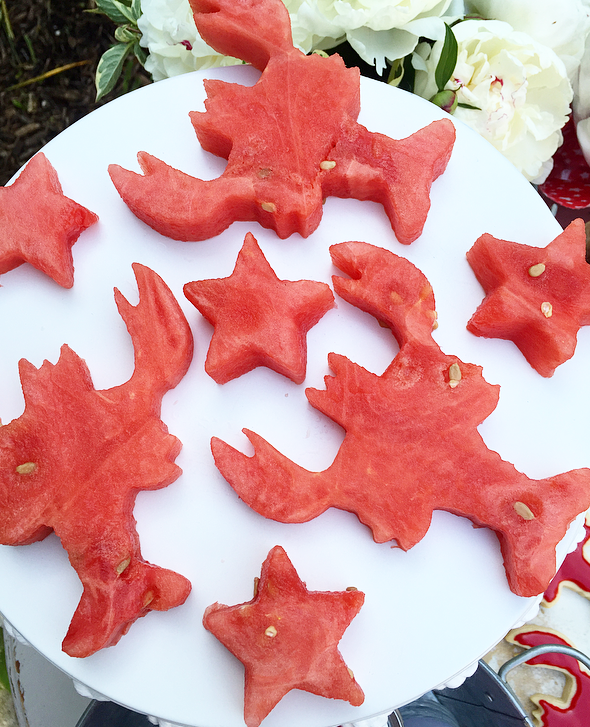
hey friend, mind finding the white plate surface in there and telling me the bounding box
[0,65,587,727]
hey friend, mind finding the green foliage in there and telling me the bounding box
[92,0,146,101]
[434,23,458,93]
[0,629,10,692]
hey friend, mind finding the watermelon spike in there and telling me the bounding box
[189,0,295,70]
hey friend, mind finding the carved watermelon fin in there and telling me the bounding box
[323,118,455,244]
[189,0,295,70]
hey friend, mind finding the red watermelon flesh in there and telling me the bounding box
[203,545,365,727]
[0,264,194,657]
[211,242,590,597]
[108,0,455,244]
[184,232,335,384]
[0,152,98,287]
[466,219,590,377]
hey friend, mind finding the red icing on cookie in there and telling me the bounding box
[544,521,590,605]
[512,628,590,727]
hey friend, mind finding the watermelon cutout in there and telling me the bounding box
[509,627,590,727]
[466,219,590,377]
[183,232,335,383]
[108,0,455,244]
[203,545,365,727]
[0,264,194,657]
[0,152,98,288]
[211,241,590,597]
[544,518,590,606]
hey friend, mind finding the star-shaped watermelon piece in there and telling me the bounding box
[183,232,335,383]
[203,545,365,727]
[466,219,590,377]
[509,627,590,727]
[0,152,98,287]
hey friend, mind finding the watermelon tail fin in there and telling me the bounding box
[189,0,295,70]
[114,263,194,402]
[211,430,332,522]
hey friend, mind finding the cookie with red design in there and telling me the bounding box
[0,153,98,287]
[466,219,590,377]
[544,516,590,605]
[509,627,590,727]
[203,545,364,727]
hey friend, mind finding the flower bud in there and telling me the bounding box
[429,89,458,114]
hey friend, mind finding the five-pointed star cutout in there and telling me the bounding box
[466,219,590,377]
[0,153,98,288]
[203,545,365,727]
[183,232,335,383]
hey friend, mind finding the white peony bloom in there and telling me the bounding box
[138,0,241,82]
[467,0,590,81]
[414,19,573,182]
[283,0,455,74]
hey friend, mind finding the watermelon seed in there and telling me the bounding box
[346,586,358,591]
[448,362,461,388]
[528,263,546,277]
[15,462,37,475]
[253,576,260,597]
[513,501,535,520]
[116,557,131,575]
[261,201,277,213]
[143,591,154,607]
[265,625,278,638]
[320,160,336,170]
[541,301,553,318]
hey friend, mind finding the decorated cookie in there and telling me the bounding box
[544,517,590,606]
[509,626,590,727]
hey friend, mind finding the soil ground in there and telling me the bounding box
[0,0,151,186]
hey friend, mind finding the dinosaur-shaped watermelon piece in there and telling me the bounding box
[0,264,194,657]
[108,0,455,244]
[211,241,590,597]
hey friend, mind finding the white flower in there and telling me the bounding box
[138,0,241,82]
[467,0,590,81]
[414,19,573,182]
[284,0,456,74]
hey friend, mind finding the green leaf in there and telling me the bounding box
[133,40,148,67]
[457,102,481,110]
[0,630,10,693]
[95,42,132,101]
[110,0,137,24]
[93,0,131,25]
[434,23,458,93]
[131,0,142,21]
